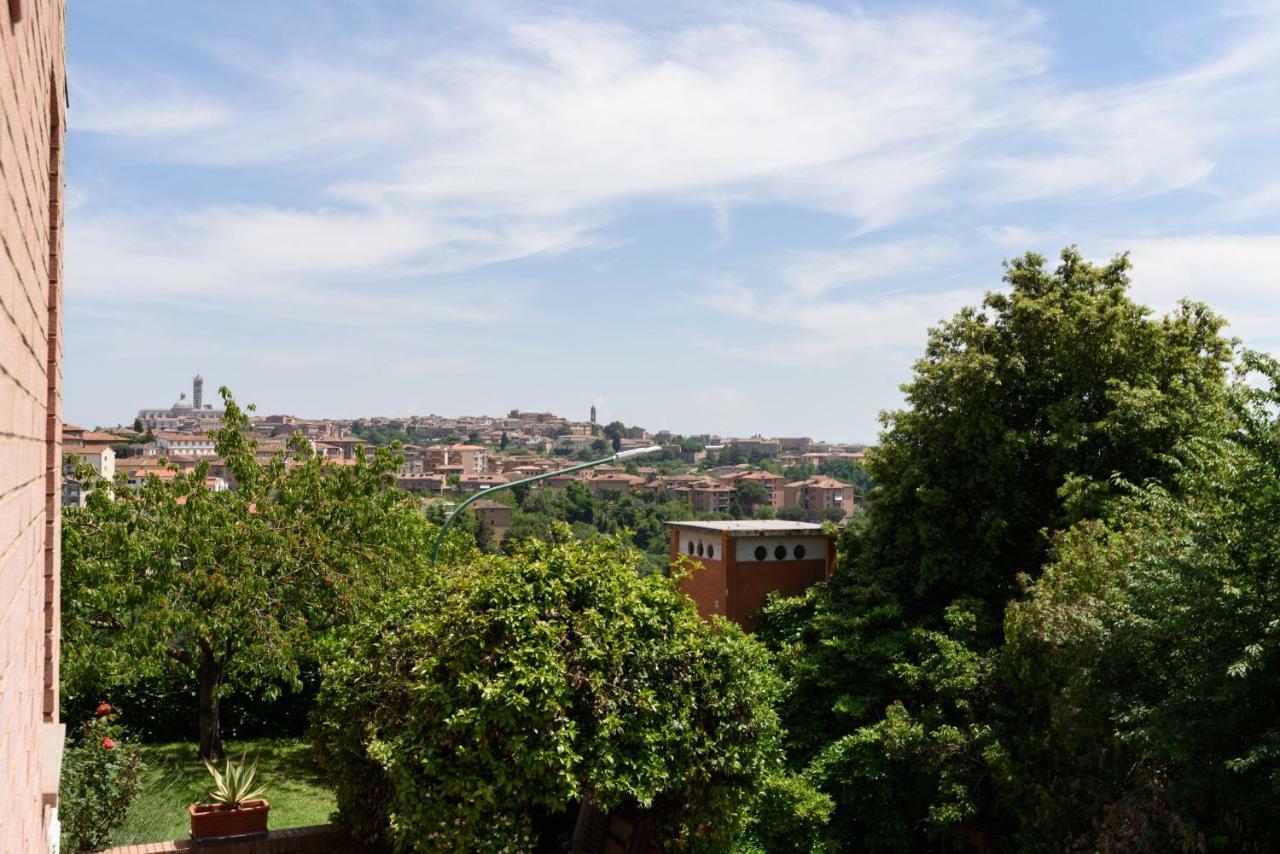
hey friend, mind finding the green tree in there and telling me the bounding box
[313,531,791,851]
[1003,351,1280,848]
[816,458,870,493]
[499,430,509,449]
[603,420,627,453]
[783,461,815,482]
[735,479,772,517]
[62,389,447,759]
[132,417,143,433]
[761,249,1233,849]
[821,507,846,524]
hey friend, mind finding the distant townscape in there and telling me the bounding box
[63,375,871,560]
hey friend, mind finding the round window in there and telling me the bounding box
[697,542,704,557]
[706,544,715,558]
[774,545,787,560]
[754,545,767,561]
[687,541,695,555]
[793,544,806,560]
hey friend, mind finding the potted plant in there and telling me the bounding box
[189,752,271,841]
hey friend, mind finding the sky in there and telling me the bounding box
[64,0,1280,442]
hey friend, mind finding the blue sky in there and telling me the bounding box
[64,0,1280,442]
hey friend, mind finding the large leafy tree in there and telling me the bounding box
[313,531,808,851]
[761,249,1233,849]
[62,389,448,759]
[1004,351,1280,848]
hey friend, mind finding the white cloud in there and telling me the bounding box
[1207,181,1280,221]
[73,4,1049,228]
[1126,234,1280,345]
[63,0,1280,429]
[70,77,228,136]
[64,206,536,327]
[70,2,1280,290]
[696,254,983,367]
[781,240,960,299]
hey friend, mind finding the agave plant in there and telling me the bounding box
[202,751,270,808]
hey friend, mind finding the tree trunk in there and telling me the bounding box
[197,642,226,761]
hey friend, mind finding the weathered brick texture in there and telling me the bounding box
[1,0,67,850]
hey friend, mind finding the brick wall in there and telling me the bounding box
[1,0,67,851]
[724,557,828,631]
[672,529,729,620]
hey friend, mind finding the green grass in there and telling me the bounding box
[110,738,337,846]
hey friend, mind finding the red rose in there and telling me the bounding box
[101,737,116,749]
[96,702,113,716]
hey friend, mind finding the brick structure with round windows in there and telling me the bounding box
[666,520,835,631]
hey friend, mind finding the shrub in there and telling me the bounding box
[313,529,785,852]
[59,705,144,853]
[735,771,834,854]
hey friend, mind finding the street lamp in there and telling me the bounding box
[430,445,665,564]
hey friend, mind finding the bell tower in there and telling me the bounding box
[193,373,204,409]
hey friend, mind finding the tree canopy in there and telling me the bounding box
[759,249,1235,849]
[313,531,795,851]
[1003,350,1280,847]
[61,389,452,758]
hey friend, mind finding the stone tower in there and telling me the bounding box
[193,373,204,409]
[590,404,597,425]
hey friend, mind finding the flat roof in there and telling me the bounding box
[665,520,826,536]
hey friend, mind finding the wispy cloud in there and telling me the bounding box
[62,1,1280,437]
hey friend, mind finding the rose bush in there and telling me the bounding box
[59,707,143,853]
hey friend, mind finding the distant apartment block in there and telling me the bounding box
[0,1,68,849]
[783,476,856,522]
[396,473,446,495]
[471,499,513,538]
[776,437,812,454]
[449,444,488,474]
[673,480,734,515]
[460,472,509,492]
[586,472,645,499]
[726,470,787,509]
[726,437,782,456]
[62,444,115,508]
[152,433,217,458]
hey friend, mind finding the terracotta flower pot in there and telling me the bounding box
[189,799,270,841]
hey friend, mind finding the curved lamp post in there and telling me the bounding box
[430,445,664,564]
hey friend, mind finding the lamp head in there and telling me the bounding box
[612,445,663,462]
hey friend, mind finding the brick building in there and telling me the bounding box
[723,470,786,509]
[667,521,834,631]
[1,1,68,850]
[470,499,513,541]
[62,444,115,508]
[671,480,733,515]
[783,475,856,522]
[585,471,645,499]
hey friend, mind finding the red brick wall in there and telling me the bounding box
[725,558,827,630]
[1,0,66,850]
[672,530,729,620]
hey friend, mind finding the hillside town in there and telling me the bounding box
[63,376,870,537]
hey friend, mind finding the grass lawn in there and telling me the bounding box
[109,738,337,847]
